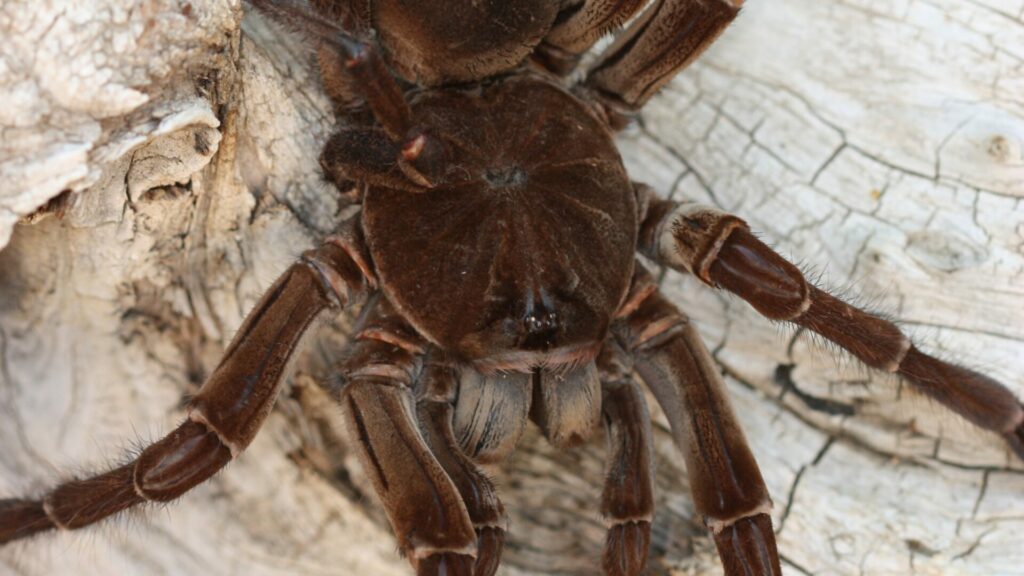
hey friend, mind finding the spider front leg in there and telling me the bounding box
[330,301,479,576]
[614,267,781,576]
[596,340,656,576]
[0,224,372,543]
[637,186,1024,460]
[416,355,508,576]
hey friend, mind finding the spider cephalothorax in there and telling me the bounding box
[359,75,637,370]
[2,2,1022,576]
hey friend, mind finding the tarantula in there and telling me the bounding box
[2,1,1022,575]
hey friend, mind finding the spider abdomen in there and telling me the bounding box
[371,0,561,85]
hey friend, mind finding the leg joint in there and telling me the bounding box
[705,498,773,535]
[658,203,748,284]
[615,272,689,353]
[301,223,375,309]
[133,419,234,502]
[40,499,68,531]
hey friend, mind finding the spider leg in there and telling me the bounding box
[615,266,782,576]
[581,0,742,128]
[316,44,367,113]
[535,0,648,75]
[637,185,1024,460]
[320,126,428,193]
[307,0,371,33]
[253,0,370,111]
[596,340,656,576]
[250,0,453,191]
[248,0,412,139]
[416,355,508,576]
[330,300,478,576]
[0,228,372,543]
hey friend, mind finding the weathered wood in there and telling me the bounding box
[1,1,1022,575]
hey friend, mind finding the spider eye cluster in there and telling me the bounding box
[520,301,560,350]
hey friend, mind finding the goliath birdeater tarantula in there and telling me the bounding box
[2,1,1023,575]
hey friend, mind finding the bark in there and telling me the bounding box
[1,1,1023,575]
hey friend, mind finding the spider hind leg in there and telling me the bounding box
[535,0,648,75]
[581,0,743,128]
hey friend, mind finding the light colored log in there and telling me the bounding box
[1,1,1022,575]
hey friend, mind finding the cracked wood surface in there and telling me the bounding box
[1,0,1023,575]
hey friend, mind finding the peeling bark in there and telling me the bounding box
[1,1,1022,575]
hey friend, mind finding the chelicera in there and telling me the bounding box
[2,1,1023,575]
